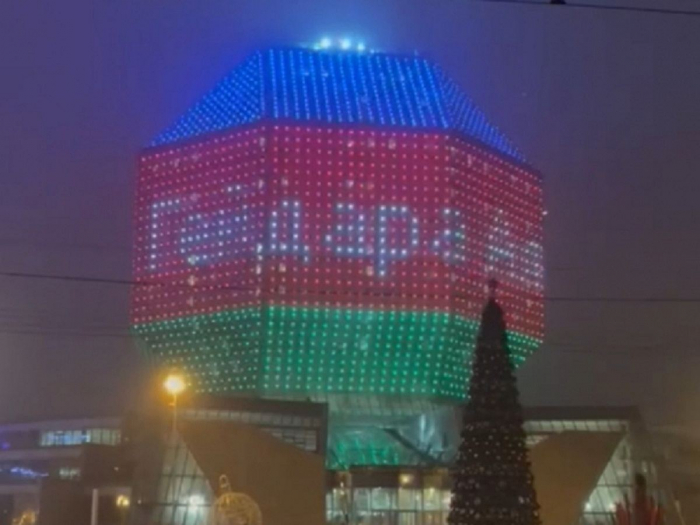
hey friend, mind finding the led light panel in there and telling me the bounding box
[132,47,544,412]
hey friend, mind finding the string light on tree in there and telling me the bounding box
[448,280,540,525]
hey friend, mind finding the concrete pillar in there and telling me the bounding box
[90,488,99,525]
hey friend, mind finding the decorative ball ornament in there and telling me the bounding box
[208,475,262,525]
[12,510,37,525]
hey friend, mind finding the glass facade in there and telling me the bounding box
[327,486,451,525]
[129,404,678,525]
[324,412,676,525]
[181,407,323,454]
[136,399,328,525]
[0,418,122,451]
[149,433,213,525]
[39,428,121,447]
[0,418,125,525]
[524,418,664,525]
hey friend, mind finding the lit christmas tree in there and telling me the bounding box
[448,280,541,525]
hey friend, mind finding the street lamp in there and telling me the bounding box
[163,373,186,433]
[116,495,130,525]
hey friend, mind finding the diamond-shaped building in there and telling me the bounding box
[131,46,544,420]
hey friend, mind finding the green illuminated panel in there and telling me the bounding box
[263,307,472,399]
[133,308,263,392]
[133,306,540,405]
[328,426,420,469]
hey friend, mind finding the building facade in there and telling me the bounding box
[131,44,545,416]
[129,397,328,525]
[0,417,129,525]
[131,47,546,518]
[326,407,682,525]
[0,406,681,525]
[122,40,682,525]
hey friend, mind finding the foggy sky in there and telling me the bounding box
[1,0,699,429]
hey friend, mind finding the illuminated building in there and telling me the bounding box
[131,41,546,524]
[131,45,544,416]
[0,44,682,525]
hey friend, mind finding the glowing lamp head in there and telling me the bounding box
[399,473,414,486]
[187,494,205,507]
[314,36,366,52]
[116,495,130,508]
[164,374,186,396]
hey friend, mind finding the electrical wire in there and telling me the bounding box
[0,328,696,360]
[1,271,699,358]
[0,312,693,359]
[463,0,700,17]
[2,270,700,304]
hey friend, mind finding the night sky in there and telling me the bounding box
[1,0,699,428]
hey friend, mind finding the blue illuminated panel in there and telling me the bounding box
[150,48,523,162]
[152,53,264,147]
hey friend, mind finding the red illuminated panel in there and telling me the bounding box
[132,123,543,343]
[451,136,544,340]
[263,125,543,340]
[132,127,267,324]
[264,125,453,312]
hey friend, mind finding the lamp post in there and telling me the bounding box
[116,495,130,525]
[163,373,186,434]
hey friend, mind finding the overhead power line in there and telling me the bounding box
[0,271,139,287]
[0,325,697,360]
[464,0,700,17]
[544,296,700,303]
[2,270,700,304]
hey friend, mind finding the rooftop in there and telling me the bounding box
[150,46,525,163]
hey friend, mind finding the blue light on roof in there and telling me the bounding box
[312,37,366,52]
[150,47,524,162]
[151,53,263,147]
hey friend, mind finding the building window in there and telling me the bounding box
[58,467,80,480]
[39,428,121,447]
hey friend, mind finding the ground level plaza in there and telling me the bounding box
[0,402,682,525]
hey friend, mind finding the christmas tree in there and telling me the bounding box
[448,281,541,525]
